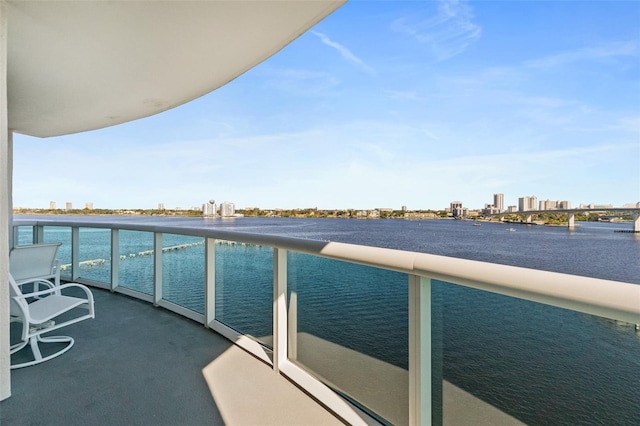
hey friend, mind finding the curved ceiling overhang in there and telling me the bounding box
[7,1,345,138]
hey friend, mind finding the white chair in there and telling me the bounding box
[10,243,62,293]
[9,273,95,369]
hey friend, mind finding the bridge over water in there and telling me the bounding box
[486,207,640,232]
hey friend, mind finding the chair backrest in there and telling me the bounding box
[10,243,62,282]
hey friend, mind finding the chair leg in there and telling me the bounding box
[11,334,75,369]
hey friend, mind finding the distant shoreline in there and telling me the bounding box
[12,208,632,225]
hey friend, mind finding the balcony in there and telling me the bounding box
[5,285,342,425]
[4,217,639,425]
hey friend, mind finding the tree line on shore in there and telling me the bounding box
[13,207,632,223]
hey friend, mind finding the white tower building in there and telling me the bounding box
[220,202,235,217]
[202,200,216,217]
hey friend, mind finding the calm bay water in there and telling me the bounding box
[17,215,640,425]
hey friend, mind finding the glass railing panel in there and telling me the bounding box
[118,230,154,295]
[433,280,640,425]
[76,227,111,284]
[287,252,409,425]
[215,241,273,347]
[162,234,205,314]
[15,226,34,245]
[43,226,72,277]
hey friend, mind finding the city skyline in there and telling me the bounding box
[11,1,640,210]
[16,192,638,213]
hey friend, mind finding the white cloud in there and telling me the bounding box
[618,116,640,134]
[391,0,481,61]
[13,123,638,210]
[321,142,639,209]
[525,42,637,69]
[311,31,375,74]
[261,67,341,95]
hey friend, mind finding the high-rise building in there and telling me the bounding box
[220,202,235,217]
[85,202,93,210]
[49,201,56,210]
[158,203,165,211]
[539,200,571,210]
[65,202,73,210]
[518,196,537,211]
[558,201,571,209]
[539,199,556,210]
[202,200,216,217]
[518,197,526,211]
[493,193,504,212]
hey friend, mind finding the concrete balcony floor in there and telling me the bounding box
[2,287,341,425]
[3,286,524,425]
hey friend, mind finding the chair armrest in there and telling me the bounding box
[16,278,56,289]
[58,283,95,306]
[14,283,94,304]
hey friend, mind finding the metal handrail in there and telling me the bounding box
[13,217,640,325]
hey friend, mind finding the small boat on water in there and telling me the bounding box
[473,223,481,226]
[507,228,516,232]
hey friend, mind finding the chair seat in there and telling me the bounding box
[27,295,89,324]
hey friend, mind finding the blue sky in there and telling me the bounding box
[13,0,640,210]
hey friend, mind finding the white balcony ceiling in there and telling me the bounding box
[7,0,344,138]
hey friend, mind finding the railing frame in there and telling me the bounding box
[153,232,163,305]
[111,229,119,291]
[205,238,216,326]
[273,248,287,374]
[409,275,432,425]
[11,217,640,425]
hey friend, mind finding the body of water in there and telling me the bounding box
[16,216,640,425]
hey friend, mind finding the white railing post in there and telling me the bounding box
[273,248,288,373]
[111,229,119,291]
[71,226,80,281]
[34,225,44,244]
[409,275,432,426]
[205,238,216,326]
[11,223,17,248]
[153,232,163,305]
